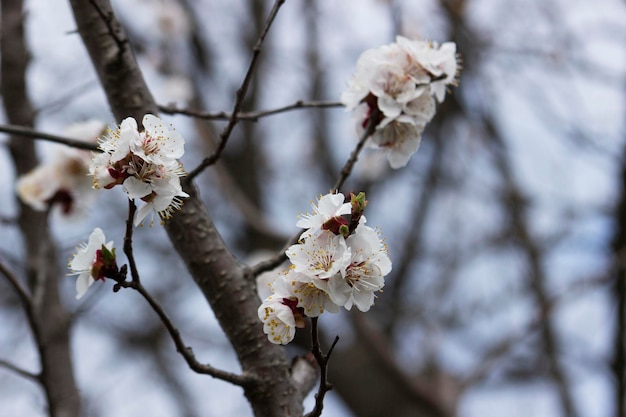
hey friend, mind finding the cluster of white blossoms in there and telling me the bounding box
[258,192,392,345]
[68,228,117,300]
[90,114,188,226]
[16,120,106,217]
[342,36,459,169]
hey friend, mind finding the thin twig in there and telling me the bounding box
[332,116,377,192]
[0,123,98,151]
[0,215,16,224]
[107,280,251,386]
[0,359,40,383]
[250,116,377,277]
[0,262,45,385]
[36,78,100,116]
[186,0,286,182]
[113,205,250,386]
[158,100,342,122]
[0,260,31,307]
[249,236,295,277]
[304,317,339,417]
[131,280,251,386]
[123,200,141,284]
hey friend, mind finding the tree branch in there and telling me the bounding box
[332,115,377,192]
[113,200,250,386]
[186,0,286,182]
[158,100,342,122]
[112,277,252,386]
[0,259,32,309]
[304,318,339,417]
[122,200,141,284]
[251,116,377,276]
[0,359,40,383]
[0,123,98,151]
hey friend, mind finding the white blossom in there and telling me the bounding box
[279,270,339,317]
[257,192,392,345]
[130,114,185,166]
[102,116,139,163]
[327,225,391,312]
[89,152,119,189]
[397,37,458,102]
[296,192,351,236]
[68,228,114,300]
[125,174,189,226]
[89,114,188,226]
[17,120,104,215]
[287,230,352,280]
[62,120,107,144]
[16,164,61,211]
[257,289,298,345]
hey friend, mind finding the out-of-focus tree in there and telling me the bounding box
[0,1,623,417]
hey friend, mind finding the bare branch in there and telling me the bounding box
[208,157,291,244]
[0,260,32,309]
[0,215,16,225]
[186,0,286,182]
[112,201,250,386]
[0,359,40,383]
[249,238,293,277]
[113,276,252,386]
[304,317,339,417]
[122,200,141,285]
[0,123,98,151]
[251,117,378,277]
[158,100,342,122]
[332,115,377,192]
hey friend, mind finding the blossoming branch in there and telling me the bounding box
[342,36,460,168]
[258,192,391,345]
[89,114,189,226]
